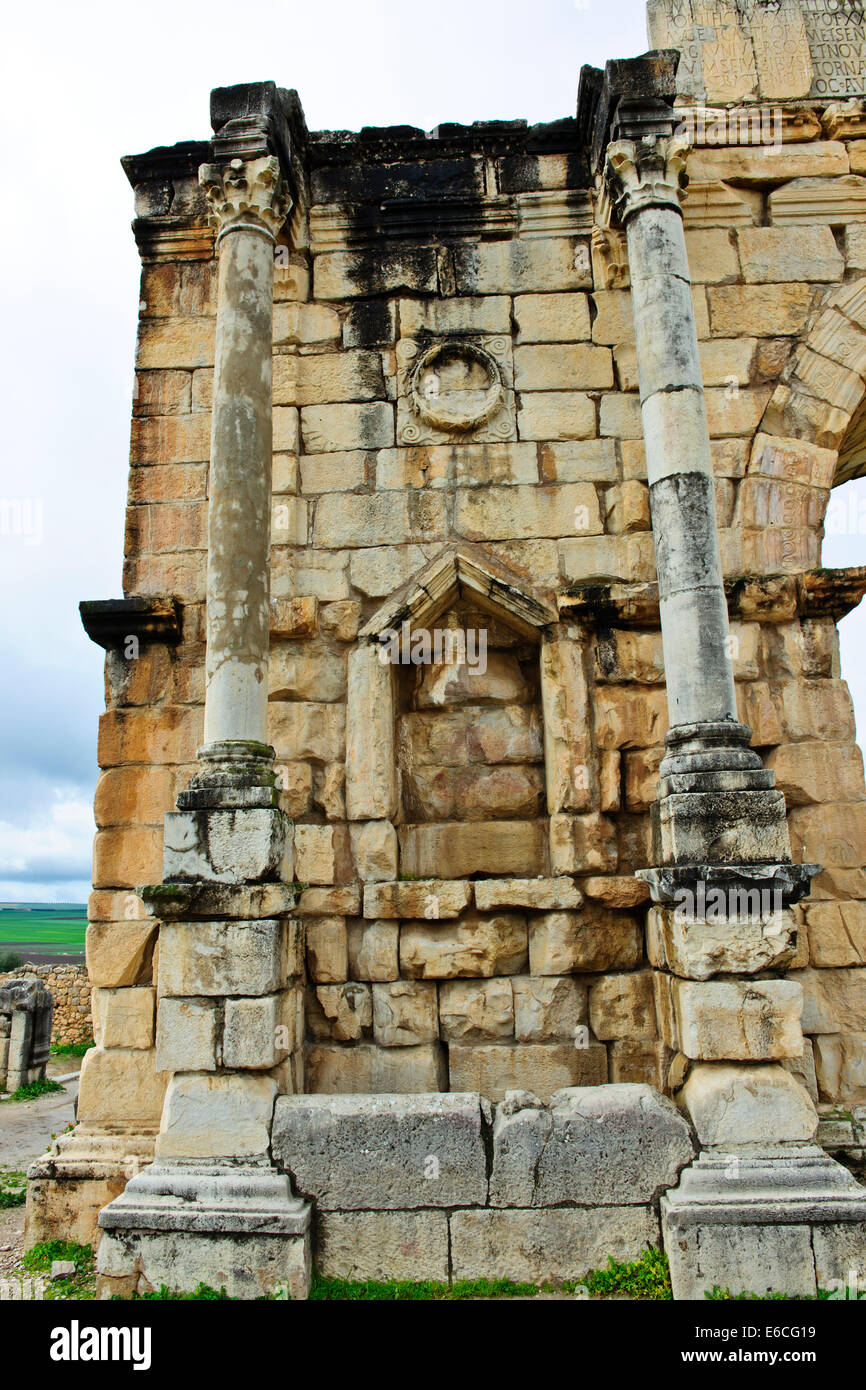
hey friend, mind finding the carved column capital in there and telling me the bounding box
[603,134,690,224]
[199,155,291,242]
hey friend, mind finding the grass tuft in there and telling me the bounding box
[3,1077,64,1103]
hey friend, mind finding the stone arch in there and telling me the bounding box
[756,277,866,485]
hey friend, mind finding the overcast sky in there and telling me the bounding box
[1,0,864,903]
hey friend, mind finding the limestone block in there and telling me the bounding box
[450,1205,658,1285]
[273,1092,487,1208]
[689,143,849,185]
[300,402,394,454]
[272,406,299,453]
[346,646,398,821]
[589,972,657,1042]
[766,742,865,805]
[414,650,531,706]
[315,489,445,548]
[805,902,866,967]
[679,1063,818,1146]
[540,638,593,814]
[605,479,651,533]
[349,820,398,883]
[86,922,159,989]
[306,918,348,984]
[848,224,866,272]
[300,451,366,494]
[155,1073,277,1160]
[814,1033,866,1103]
[514,344,613,392]
[77,1047,168,1126]
[609,1040,671,1088]
[737,226,845,283]
[274,349,385,407]
[316,1210,449,1281]
[399,295,510,336]
[473,878,582,912]
[348,544,437,598]
[489,1084,693,1207]
[224,993,286,1069]
[599,394,644,439]
[401,913,528,979]
[549,812,618,874]
[348,920,399,982]
[162,808,289,885]
[512,976,587,1043]
[664,1218,817,1302]
[439,979,514,1042]
[97,1226,310,1302]
[448,1042,607,1102]
[273,301,340,346]
[799,968,866,1035]
[297,885,361,916]
[158,921,284,997]
[304,1041,447,1094]
[707,284,815,337]
[787,803,866,866]
[319,600,361,642]
[455,238,591,294]
[538,439,618,483]
[529,907,642,975]
[683,228,740,283]
[314,248,438,300]
[293,825,337,886]
[268,702,346,764]
[308,983,372,1042]
[583,877,651,910]
[517,392,596,442]
[650,904,798,981]
[399,821,549,878]
[514,292,591,343]
[454,481,601,541]
[672,978,804,1061]
[363,879,471,920]
[372,981,439,1046]
[155,997,218,1073]
[268,643,345,702]
[90,987,152,1050]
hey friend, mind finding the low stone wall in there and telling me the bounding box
[0,964,92,1047]
[272,1084,695,1285]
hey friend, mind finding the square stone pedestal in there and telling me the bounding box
[96,1161,312,1299]
[662,1147,866,1299]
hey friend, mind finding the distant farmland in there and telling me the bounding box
[0,903,87,961]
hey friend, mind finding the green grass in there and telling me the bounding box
[50,1041,93,1057]
[0,1168,26,1209]
[0,903,87,954]
[21,1241,96,1299]
[564,1245,672,1300]
[2,1077,64,1103]
[309,1275,539,1300]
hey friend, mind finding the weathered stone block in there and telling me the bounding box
[449,1206,658,1284]
[401,913,528,979]
[489,1084,693,1206]
[454,481,601,541]
[588,972,657,1042]
[549,813,618,875]
[316,1210,449,1281]
[155,1074,277,1160]
[372,981,439,1046]
[306,917,348,984]
[163,808,290,885]
[399,821,549,879]
[737,225,844,283]
[92,987,155,1051]
[473,877,582,912]
[158,921,284,998]
[301,402,394,453]
[304,1041,447,1094]
[512,975,587,1043]
[347,920,399,982]
[672,978,804,1061]
[529,908,642,974]
[155,997,218,1073]
[679,1063,817,1146]
[77,1047,169,1126]
[346,646,398,821]
[223,993,286,1069]
[364,879,471,920]
[447,1042,607,1102]
[514,292,591,343]
[517,392,596,442]
[273,1092,487,1207]
[439,979,514,1042]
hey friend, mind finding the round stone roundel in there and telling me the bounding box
[410,340,505,433]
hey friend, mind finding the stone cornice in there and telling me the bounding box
[79,596,182,649]
[199,155,292,242]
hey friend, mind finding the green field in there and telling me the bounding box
[0,904,87,954]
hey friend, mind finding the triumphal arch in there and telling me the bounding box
[28,0,866,1298]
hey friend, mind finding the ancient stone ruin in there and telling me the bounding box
[0,978,53,1094]
[27,0,866,1298]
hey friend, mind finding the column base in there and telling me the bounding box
[96,1161,312,1299]
[662,1147,866,1300]
[26,1127,158,1249]
[179,739,279,810]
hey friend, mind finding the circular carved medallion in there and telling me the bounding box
[410,341,505,433]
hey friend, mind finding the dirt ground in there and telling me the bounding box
[0,1064,79,1276]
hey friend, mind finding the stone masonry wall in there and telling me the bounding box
[0,964,92,1047]
[83,96,866,1131]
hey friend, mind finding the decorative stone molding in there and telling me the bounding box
[396,335,515,444]
[604,135,690,223]
[591,226,630,289]
[822,98,866,140]
[409,341,505,434]
[79,596,181,650]
[199,155,291,242]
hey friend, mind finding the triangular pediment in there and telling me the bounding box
[358,544,557,642]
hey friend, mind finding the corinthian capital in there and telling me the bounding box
[604,135,690,224]
[199,155,291,241]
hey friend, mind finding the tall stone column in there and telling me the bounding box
[594,55,866,1300]
[95,104,311,1299]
